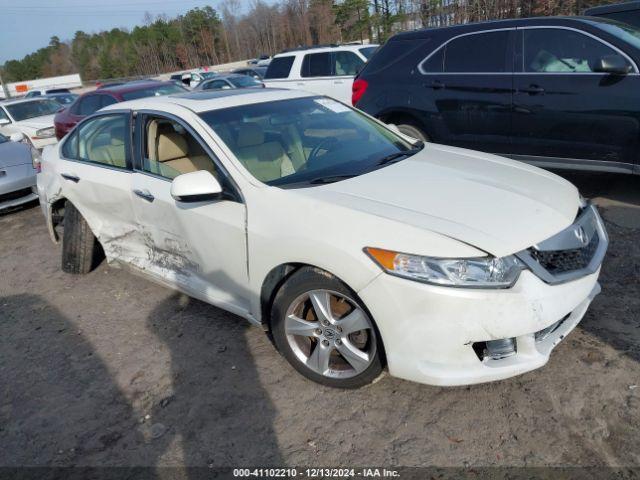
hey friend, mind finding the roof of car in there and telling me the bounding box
[274,43,379,57]
[391,16,615,40]
[93,80,172,95]
[585,1,640,15]
[104,88,314,114]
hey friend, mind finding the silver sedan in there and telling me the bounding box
[0,132,39,211]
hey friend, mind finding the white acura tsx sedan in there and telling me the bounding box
[37,89,607,388]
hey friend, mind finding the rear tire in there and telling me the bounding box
[61,201,101,274]
[271,267,384,389]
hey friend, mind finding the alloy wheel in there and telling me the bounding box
[284,289,377,379]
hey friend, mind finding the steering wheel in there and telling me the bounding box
[308,137,338,165]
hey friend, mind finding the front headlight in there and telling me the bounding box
[35,127,55,138]
[30,146,42,172]
[364,247,525,288]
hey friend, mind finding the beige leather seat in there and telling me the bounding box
[234,123,295,182]
[146,122,216,179]
[92,125,126,168]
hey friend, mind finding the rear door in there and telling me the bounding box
[55,111,138,262]
[297,50,365,103]
[418,29,515,154]
[510,26,639,172]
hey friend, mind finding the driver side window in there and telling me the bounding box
[523,28,629,73]
[141,115,222,181]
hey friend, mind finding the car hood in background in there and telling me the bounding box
[0,141,32,167]
[15,114,56,130]
[301,144,580,258]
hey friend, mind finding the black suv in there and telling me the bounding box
[354,17,640,175]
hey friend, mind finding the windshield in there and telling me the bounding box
[228,76,262,88]
[121,83,187,101]
[199,96,416,188]
[5,99,61,122]
[593,19,640,51]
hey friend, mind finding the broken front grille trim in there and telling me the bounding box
[515,204,608,285]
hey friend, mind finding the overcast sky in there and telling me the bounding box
[0,0,254,64]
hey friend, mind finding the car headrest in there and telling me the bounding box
[157,132,188,162]
[236,123,264,148]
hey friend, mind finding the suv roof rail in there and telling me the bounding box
[279,43,344,54]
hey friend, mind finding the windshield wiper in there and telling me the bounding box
[377,143,424,166]
[309,174,358,185]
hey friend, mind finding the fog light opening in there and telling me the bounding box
[473,338,517,361]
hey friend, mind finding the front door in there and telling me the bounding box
[418,29,515,155]
[130,112,249,315]
[511,26,639,172]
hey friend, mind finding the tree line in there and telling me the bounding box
[1,0,617,83]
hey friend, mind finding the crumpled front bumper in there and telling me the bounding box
[358,268,601,386]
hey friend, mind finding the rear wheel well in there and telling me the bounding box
[379,112,429,139]
[50,197,67,241]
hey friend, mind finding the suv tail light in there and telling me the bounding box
[352,79,368,106]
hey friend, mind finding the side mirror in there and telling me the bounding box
[9,132,24,142]
[593,54,632,75]
[170,170,223,202]
[0,118,10,127]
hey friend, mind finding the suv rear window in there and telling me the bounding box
[265,56,295,79]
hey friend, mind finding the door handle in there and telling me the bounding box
[519,85,545,95]
[334,80,344,84]
[133,189,155,203]
[425,80,445,90]
[61,173,80,183]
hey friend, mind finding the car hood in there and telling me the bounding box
[0,141,32,167]
[299,144,580,258]
[14,114,56,130]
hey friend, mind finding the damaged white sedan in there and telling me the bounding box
[37,89,607,388]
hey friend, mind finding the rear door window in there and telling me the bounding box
[265,56,295,79]
[77,114,130,169]
[443,30,511,73]
[301,52,332,77]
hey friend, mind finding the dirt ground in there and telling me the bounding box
[1,172,639,471]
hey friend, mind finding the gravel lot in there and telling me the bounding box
[1,172,639,471]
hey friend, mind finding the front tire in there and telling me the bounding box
[271,267,383,388]
[61,201,101,274]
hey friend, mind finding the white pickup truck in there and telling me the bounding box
[263,44,378,104]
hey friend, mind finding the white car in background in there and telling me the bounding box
[38,89,606,388]
[263,44,378,103]
[0,98,60,150]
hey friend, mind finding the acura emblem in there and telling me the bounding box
[574,226,588,246]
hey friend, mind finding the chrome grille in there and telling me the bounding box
[528,233,599,275]
[516,204,608,285]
